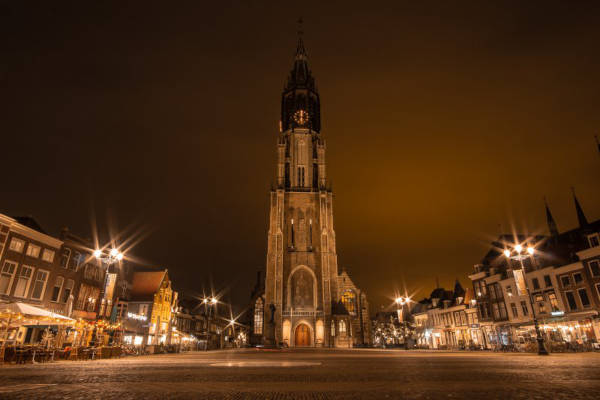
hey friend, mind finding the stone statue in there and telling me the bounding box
[269,303,276,324]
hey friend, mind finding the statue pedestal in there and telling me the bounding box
[262,322,277,348]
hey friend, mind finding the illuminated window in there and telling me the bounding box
[26,244,41,258]
[254,297,264,335]
[0,261,17,295]
[9,238,25,253]
[297,166,305,187]
[14,265,34,298]
[548,292,559,311]
[42,249,55,263]
[339,320,347,336]
[330,320,335,336]
[341,290,356,314]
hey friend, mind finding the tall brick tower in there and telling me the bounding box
[263,32,341,347]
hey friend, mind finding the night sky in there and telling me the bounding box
[2,1,600,312]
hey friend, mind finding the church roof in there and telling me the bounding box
[331,300,349,315]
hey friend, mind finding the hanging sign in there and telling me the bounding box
[513,269,527,296]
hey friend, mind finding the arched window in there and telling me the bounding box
[330,319,335,336]
[254,298,264,335]
[339,320,347,336]
[342,290,356,314]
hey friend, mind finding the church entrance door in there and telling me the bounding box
[294,323,311,347]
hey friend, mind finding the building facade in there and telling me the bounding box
[261,35,370,347]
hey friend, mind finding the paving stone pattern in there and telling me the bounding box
[1,349,599,399]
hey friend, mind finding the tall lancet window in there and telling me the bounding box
[254,297,264,335]
[297,167,305,187]
[308,219,313,249]
[290,218,295,248]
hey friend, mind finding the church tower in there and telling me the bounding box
[263,32,342,347]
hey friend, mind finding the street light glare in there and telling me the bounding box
[110,248,119,257]
[503,249,511,258]
[211,297,218,305]
[93,249,102,258]
[116,252,124,260]
[527,246,535,255]
[515,244,523,253]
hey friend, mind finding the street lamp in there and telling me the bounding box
[93,248,124,321]
[395,296,411,349]
[503,243,548,355]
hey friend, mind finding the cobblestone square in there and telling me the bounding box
[1,349,600,399]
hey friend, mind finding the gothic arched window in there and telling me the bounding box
[254,297,264,335]
[339,320,347,336]
[342,290,356,314]
[330,319,335,336]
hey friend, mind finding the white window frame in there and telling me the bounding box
[60,248,71,269]
[61,279,74,303]
[30,269,49,301]
[51,276,64,302]
[26,244,41,258]
[0,260,18,295]
[42,249,55,263]
[13,265,34,298]
[9,238,25,253]
[588,260,600,277]
[577,288,591,308]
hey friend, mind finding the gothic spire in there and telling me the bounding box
[544,196,559,237]
[572,187,589,228]
[295,17,307,60]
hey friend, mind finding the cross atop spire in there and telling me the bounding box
[295,17,307,59]
[571,187,589,228]
[544,196,559,237]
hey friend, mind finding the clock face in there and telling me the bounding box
[293,109,309,126]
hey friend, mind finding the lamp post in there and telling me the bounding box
[202,297,218,351]
[395,296,410,350]
[503,243,548,355]
[93,248,123,317]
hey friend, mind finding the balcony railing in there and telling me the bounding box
[282,310,324,317]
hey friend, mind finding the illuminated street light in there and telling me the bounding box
[502,242,548,355]
[211,297,218,305]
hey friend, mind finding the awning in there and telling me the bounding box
[1,301,74,322]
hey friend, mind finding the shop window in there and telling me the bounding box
[14,265,34,298]
[589,260,600,277]
[565,291,578,310]
[578,289,591,308]
[543,275,552,287]
[0,261,17,295]
[30,270,49,300]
